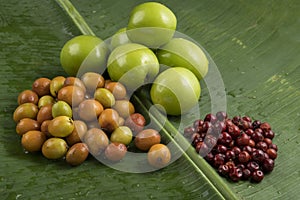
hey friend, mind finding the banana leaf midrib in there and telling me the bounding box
[55,0,240,199]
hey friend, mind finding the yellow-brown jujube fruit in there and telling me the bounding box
[21,130,47,152]
[147,144,171,168]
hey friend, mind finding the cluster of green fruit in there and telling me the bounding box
[60,2,208,116]
[13,73,171,168]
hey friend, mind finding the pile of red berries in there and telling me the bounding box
[183,111,278,182]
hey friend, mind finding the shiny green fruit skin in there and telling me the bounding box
[110,28,131,50]
[107,43,159,91]
[60,35,110,76]
[110,126,133,145]
[150,67,201,116]
[38,95,55,108]
[156,38,209,80]
[42,138,68,160]
[50,76,65,97]
[94,88,115,108]
[48,116,74,137]
[127,2,177,48]
[52,100,72,118]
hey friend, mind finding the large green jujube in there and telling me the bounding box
[60,35,110,76]
[156,38,209,80]
[150,67,201,116]
[127,2,177,48]
[107,43,160,91]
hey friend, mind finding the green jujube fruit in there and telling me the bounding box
[156,38,209,80]
[52,100,73,118]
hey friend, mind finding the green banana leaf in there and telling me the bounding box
[1,0,300,199]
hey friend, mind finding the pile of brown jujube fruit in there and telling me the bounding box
[13,72,171,168]
[183,111,278,182]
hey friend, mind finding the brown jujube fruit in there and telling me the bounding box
[57,85,85,107]
[135,129,161,151]
[147,144,171,168]
[16,118,40,136]
[63,77,87,93]
[37,104,53,124]
[105,82,127,100]
[32,77,51,96]
[78,99,103,122]
[66,143,89,166]
[112,100,135,119]
[84,128,109,156]
[21,130,47,152]
[81,72,105,93]
[98,109,120,133]
[18,90,39,105]
[104,142,127,162]
[13,103,39,122]
[124,113,146,135]
[40,120,52,137]
[66,120,88,146]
